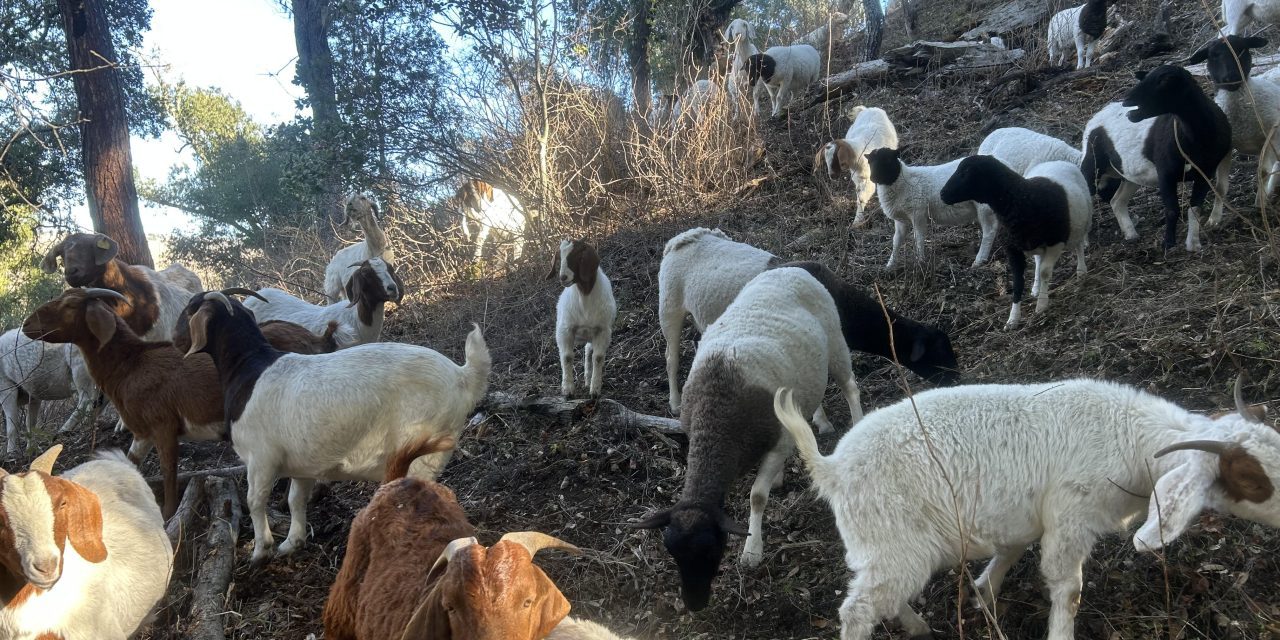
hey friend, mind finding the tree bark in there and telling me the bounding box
[628,0,653,116]
[56,0,152,267]
[686,0,741,69]
[901,0,921,41]
[291,0,344,234]
[862,0,887,61]
[186,477,240,640]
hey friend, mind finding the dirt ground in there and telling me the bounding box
[10,0,1280,636]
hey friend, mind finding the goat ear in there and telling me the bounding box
[1133,459,1213,551]
[92,234,118,266]
[85,302,118,351]
[1243,36,1269,49]
[345,274,361,308]
[545,248,562,280]
[627,508,672,530]
[399,592,451,640]
[61,480,107,563]
[185,304,214,357]
[909,335,927,363]
[532,570,572,638]
[1186,44,1210,65]
[812,145,828,175]
[41,237,69,273]
[388,264,406,304]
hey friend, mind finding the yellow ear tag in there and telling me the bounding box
[96,238,110,249]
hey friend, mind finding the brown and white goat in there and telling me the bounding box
[550,240,616,399]
[0,445,172,639]
[322,436,580,640]
[455,179,528,260]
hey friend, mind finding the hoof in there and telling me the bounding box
[278,539,303,557]
[739,549,763,568]
[249,550,275,569]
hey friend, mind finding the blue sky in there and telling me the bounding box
[73,0,301,236]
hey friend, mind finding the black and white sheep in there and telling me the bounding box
[1047,0,1108,69]
[746,45,820,118]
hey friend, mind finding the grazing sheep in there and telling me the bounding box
[323,435,580,640]
[182,291,490,564]
[0,445,172,640]
[0,330,102,454]
[552,240,616,399]
[773,376,1280,640]
[1223,0,1280,34]
[324,193,394,302]
[1080,66,1232,250]
[456,179,529,260]
[658,228,959,414]
[747,44,821,117]
[1047,0,1108,69]
[633,267,861,611]
[242,258,404,349]
[942,157,1092,329]
[1188,35,1280,207]
[865,147,998,267]
[814,106,900,224]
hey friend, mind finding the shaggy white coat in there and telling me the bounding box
[977,127,1083,174]
[775,378,1280,640]
[1214,77,1280,207]
[547,617,631,640]
[1223,0,1280,33]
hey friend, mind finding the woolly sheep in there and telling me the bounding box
[633,267,861,611]
[976,127,1083,174]
[814,106,900,224]
[1047,0,1108,69]
[456,179,529,260]
[865,147,998,267]
[324,193,394,302]
[243,258,404,349]
[1188,35,1280,207]
[552,240,616,399]
[941,157,1091,329]
[658,228,959,415]
[1080,66,1232,251]
[1223,0,1280,34]
[747,44,820,117]
[773,377,1280,640]
[182,291,490,564]
[0,445,172,639]
[0,330,102,454]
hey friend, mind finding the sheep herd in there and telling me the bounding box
[0,3,1279,638]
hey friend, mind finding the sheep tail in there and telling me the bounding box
[460,323,491,404]
[773,388,831,489]
[384,435,457,483]
[321,321,340,352]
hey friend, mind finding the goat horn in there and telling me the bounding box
[29,444,63,475]
[82,288,131,306]
[1154,440,1238,458]
[348,262,367,268]
[497,531,583,557]
[201,291,235,315]
[429,536,478,574]
[1233,373,1261,423]
[220,287,269,303]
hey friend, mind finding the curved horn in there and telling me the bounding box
[1233,373,1261,423]
[201,291,235,315]
[82,288,131,306]
[1154,440,1238,458]
[497,531,583,558]
[220,287,269,303]
[29,444,63,475]
[348,261,368,268]
[429,536,478,574]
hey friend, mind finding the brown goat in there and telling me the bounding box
[323,437,581,640]
[41,234,162,337]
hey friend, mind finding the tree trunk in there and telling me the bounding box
[291,0,344,234]
[862,0,886,61]
[56,0,152,267]
[901,0,921,41]
[686,0,742,70]
[628,0,653,116]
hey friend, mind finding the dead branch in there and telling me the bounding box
[186,476,241,640]
[165,478,206,549]
[147,466,246,490]
[482,392,683,434]
[801,42,1023,110]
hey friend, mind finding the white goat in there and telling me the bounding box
[548,617,632,640]
[0,330,102,454]
[1047,0,1108,69]
[0,446,172,640]
[864,148,997,267]
[553,240,616,399]
[456,179,529,260]
[723,18,763,117]
[243,258,403,349]
[1223,0,1280,34]
[775,377,1280,640]
[814,106,900,224]
[183,292,491,565]
[747,44,821,117]
[324,193,394,302]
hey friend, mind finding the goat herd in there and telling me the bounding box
[2,4,1280,639]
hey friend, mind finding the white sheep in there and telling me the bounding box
[324,192,394,302]
[1080,66,1232,251]
[456,179,529,260]
[243,258,403,349]
[0,330,102,454]
[1188,35,1280,207]
[634,267,861,611]
[941,157,1092,329]
[774,376,1280,640]
[747,44,821,117]
[553,240,616,399]
[0,445,172,639]
[864,148,998,267]
[814,106,900,224]
[183,292,491,564]
[548,617,632,640]
[1047,0,1108,69]
[1223,0,1280,34]
[976,127,1082,173]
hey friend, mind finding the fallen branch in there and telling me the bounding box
[186,476,240,640]
[482,392,683,435]
[165,478,205,549]
[147,466,246,490]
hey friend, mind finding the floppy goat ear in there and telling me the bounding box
[61,479,107,563]
[41,237,69,274]
[184,304,215,357]
[399,589,452,640]
[85,302,118,351]
[1186,43,1211,65]
[92,234,118,266]
[1133,457,1214,551]
[345,271,363,308]
[388,263,406,304]
[545,247,563,280]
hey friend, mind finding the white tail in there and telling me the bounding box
[461,323,491,402]
[773,388,827,483]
